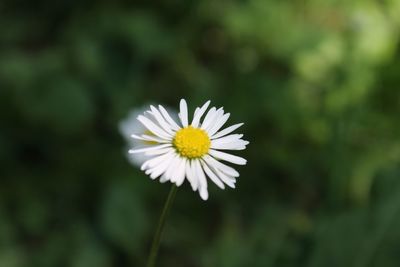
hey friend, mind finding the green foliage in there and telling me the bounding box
[1,0,400,266]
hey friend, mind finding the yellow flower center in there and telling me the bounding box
[173,126,211,159]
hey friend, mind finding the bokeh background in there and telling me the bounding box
[2,0,400,266]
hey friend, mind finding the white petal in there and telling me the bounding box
[193,160,208,200]
[186,160,198,191]
[146,157,173,180]
[144,147,174,156]
[141,134,170,143]
[149,163,169,179]
[175,158,187,186]
[165,154,181,181]
[159,105,181,131]
[200,107,217,130]
[204,158,236,188]
[137,115,172,140]
[170,157,184,183]
[128,144,172,154]
[159,174,169,183]
[211,134,244,145]
[200,159,225,189]
[211,123,244,139]
[211,140,249,150]
[141,151,174,170]
[130,134,148,141]
[207,113,230,136]
[149,106,175,135]
[191,100,210,128]
[130,134,168,144]
[200,187,209,200]
[202,107,224,132]
[208,149,247,165]
[212,144,247,150]
[194,107,200,117]
[203,155,240,177]
[179,99,189,127]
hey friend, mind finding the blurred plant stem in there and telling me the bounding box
[146,185,178,267]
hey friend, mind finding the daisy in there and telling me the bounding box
[129,99,249,200]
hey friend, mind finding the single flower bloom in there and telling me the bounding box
[129,99,249,200]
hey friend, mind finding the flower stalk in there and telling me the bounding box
[146,185,178,267]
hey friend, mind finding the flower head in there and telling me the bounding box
[129,99,249,200]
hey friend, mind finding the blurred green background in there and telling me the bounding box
[2,0,400,266]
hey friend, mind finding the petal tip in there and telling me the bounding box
[200,191,209,201]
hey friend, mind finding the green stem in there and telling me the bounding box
[146,185,178,267]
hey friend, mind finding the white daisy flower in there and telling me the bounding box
[128,99,249,200]
[119,106,178,166]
